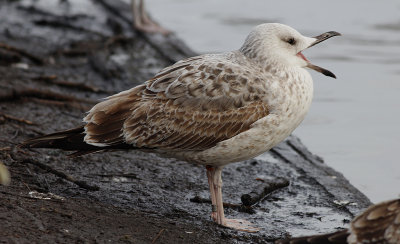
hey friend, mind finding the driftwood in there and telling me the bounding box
[0,1,370,243]
[241,178,290,207]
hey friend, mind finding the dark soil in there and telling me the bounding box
[1,186,234,244]
[0,0,371,243]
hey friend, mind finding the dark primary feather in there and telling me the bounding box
[19,127,132,156]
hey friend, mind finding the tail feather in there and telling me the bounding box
[19,127,132,156]
[20,127,96,152]
[275,229,349,244]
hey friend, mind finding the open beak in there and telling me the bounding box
[309,31,341,48]
[298,31,341,79]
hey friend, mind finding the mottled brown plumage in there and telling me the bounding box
[83,53,269,154]
[348,198,400,244]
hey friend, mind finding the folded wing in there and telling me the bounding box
[84,54,269,152]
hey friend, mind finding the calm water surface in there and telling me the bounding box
[146,0,400,203]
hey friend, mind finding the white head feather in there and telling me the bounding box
[239,23,340,78]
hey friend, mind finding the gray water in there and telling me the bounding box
[146,0,400,203]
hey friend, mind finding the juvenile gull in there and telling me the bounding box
[20,23,340,232]
[276,198,400,244]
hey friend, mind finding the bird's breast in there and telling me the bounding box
[266,69,314,133]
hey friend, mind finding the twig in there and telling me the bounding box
[151,229,165,244]
[0,42,44,65]
[241,178,289,206]
[190,196,255,214]
[0,112,35,125]
[22,181,32,192]
[0,189,61,202]
[0,190,35,200]
[22,159,99,191]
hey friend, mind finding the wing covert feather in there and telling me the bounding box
[84,54,269,151]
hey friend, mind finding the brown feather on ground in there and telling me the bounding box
[275,199,400,244]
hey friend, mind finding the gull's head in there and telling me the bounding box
[240,23,341,78]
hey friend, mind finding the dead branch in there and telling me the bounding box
[152,229,165,244]
[241,178,289,206]
[0,112,35,125]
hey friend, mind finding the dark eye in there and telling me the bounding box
[287,38,296,45]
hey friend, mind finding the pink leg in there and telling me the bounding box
[131,0,171,35]
[213,166,226,225]
[206,166,259,232]
[206,166,217,221]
